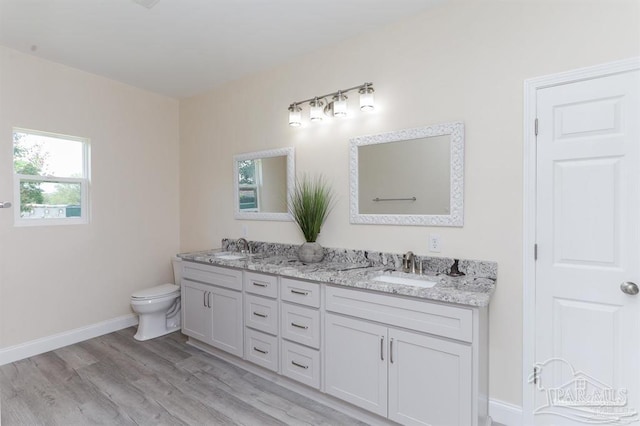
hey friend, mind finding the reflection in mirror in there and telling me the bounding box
[234,147,294,221]
[238,157,287,212]
[350,122,464,226]
[358,135,450,215]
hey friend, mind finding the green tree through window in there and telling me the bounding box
[13,132,47,212]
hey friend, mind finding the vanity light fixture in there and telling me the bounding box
[287,82,375,127]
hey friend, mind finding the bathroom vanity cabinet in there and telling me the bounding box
[325,286,483,426]
[181,262,244,357]
[180,260,490,426]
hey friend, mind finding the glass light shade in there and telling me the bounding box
[310,99,323,122]
[288,105,302,127]
[360,89,375,111]
[333,93,347,117]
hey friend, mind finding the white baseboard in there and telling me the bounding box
[0,314,138,366]
[490,398,523,425]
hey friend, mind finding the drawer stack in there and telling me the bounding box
[241,273,322,389]
[243,271,279,372]
[279,278,321,389]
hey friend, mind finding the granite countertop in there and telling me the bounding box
[178,246,496,307]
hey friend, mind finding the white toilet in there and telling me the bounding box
[130,257,182,341]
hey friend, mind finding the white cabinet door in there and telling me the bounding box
[182,278,212,342]
[209,286,244,357]
[388,328,472,426]
[325,313,388,417]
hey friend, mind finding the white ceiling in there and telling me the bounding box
[0,0,443,98]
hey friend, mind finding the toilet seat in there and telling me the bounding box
[131,283,180,301]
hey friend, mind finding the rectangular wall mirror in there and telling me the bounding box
[349,122,464,226]
[234,147,294,221]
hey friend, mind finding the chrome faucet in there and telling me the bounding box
[402,251,415,273]
[237,238,251,254]
[402,251,423,275]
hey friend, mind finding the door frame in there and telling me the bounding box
[522,56,640,424]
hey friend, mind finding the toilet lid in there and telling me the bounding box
[131,284,180,300]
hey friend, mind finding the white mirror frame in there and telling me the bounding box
[234,147,295,221]
[349,122,464,227]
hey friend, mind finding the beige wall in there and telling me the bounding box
[180,1,640,406]
[0,47,180,347]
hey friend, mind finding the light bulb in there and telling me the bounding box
[359,85,375,111]
[288,104,301,127]
[333,92,347,117]
[310,98,324,122]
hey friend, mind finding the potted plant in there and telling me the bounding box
[289,174,335,263]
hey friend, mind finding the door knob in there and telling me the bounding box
[0,202,11,208]
[620,282,639,295]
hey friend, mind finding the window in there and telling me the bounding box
[13,129,90,226]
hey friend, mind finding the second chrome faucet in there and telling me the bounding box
[237,238,252,254]
[402,251,422,274]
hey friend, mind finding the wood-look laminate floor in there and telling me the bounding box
[0,328,369,426]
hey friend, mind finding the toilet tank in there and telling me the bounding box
[172,256,182,285]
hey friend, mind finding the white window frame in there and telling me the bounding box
[13,128,91,227]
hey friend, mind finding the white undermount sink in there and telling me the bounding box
[372,272,438,288]
[213,252,247,260]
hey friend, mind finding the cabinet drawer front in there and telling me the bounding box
[281,340,320,389]
[244,294,278,335]
[281,303,320,349]
[244,272,278,298]
[244,328,278,372]
[326,286,472,342]
[182,261,242,291]
[280,278,320,308]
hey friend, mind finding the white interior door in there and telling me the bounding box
[534,69,640,424]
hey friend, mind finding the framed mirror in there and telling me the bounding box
[234,147,294,221]
[349,122,464,226]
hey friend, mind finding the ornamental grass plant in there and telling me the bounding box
[289,174,335,243]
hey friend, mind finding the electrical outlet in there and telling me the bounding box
[428,234,441,252]
[242,224,248,237]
